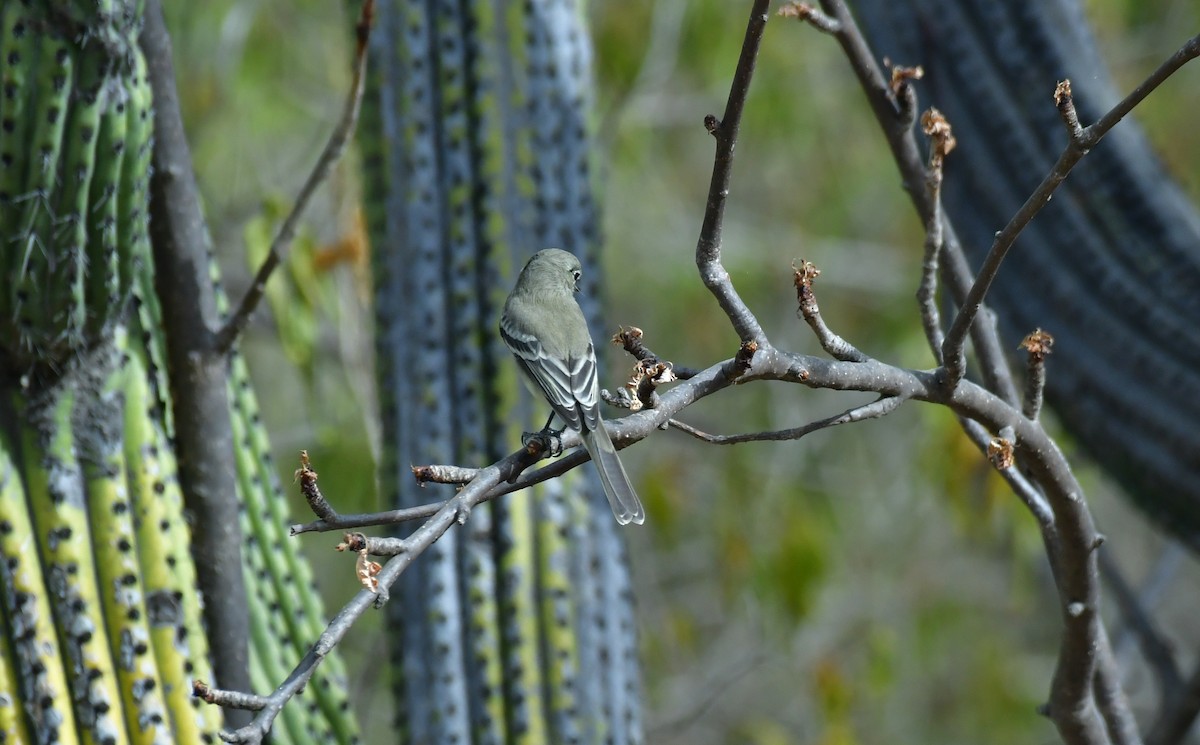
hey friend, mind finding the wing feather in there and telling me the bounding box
[500,317,593,431]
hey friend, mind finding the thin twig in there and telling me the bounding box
[792,0,1019,408]
[193,681,267,712]
[793,259,867,362]
[940,34,1200,386]
[1020,329,1054,420]
[290,500,449,536]
[215,455,508,743]
[778,2,840,34]
[670,395,902,445]
[612,326,702,379]
[916,108,953,360]
[214,0,375,354]
[695,0,772,344]
[958,418,1053,531]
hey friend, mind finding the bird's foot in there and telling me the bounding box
[522,427,565,457]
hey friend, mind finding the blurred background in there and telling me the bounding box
[163,0,1200,742]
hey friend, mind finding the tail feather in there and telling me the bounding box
[581,426,644,526]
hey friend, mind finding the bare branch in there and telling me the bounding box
[1081,33,1200,150]
[1092,627,1144,745]
[613,325,702,379]
[215,455,509,743]
[210,7,1199,743]
[783,9,1197,740]
[214,0,375,354]
[940,33,1200,388]
[1055,80,1086,143]
[193,681,266,712]
[695,0,772,344]
[142,2,252,719]
[792,0,1018,408]
[670,394,903,444]
[916,108,953,359]
[1020,329,1054,420]
[793,260,868,362]
[957,418,1053,532]
[777,2,840,34]
[290,500,448,536]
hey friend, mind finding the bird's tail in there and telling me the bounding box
[582,426,645,526]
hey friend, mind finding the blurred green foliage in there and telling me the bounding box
[169,0,1200,741]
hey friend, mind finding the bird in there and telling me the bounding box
[499,248,645,526]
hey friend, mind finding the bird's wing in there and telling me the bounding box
[500,317,599,432]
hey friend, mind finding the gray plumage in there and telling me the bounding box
[500,249,645,526]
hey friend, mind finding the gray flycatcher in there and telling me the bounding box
[500,248,645,526]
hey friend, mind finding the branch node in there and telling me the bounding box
[1067,601,1086,618]
[612,325,701,380]
[732,340,758,379]
[888,62,923,129]
[1092,534,1106,551]
[777,2,841,34]
[336,532,369,553]
[986,436,1015,470]
[920,107,956,169]
[704,114,721,136]
[620,358,676,411]
[1054,79,1086,144]
[296,450,337,521]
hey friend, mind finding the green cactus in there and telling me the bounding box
[0,1,361,742]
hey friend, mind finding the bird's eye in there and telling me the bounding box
[572,270,582,282]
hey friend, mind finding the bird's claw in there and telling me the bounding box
[521,427,564,456]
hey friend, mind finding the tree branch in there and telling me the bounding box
[213,0,375,354]
[141,2,251,726]
[916,107,953,360]
[695,0,772,344]
[940,36,1200,387]
[797,0,1024,407]
[1020,329,1053,421]
[211,458,508,743]
[670,395,903,444]
[793,260,868,362]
